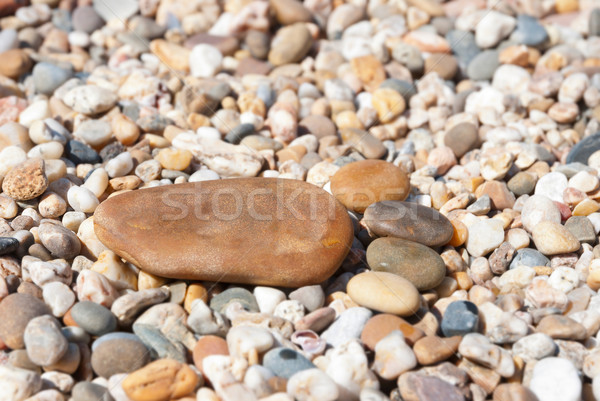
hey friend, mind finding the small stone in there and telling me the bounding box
[467,50,500,81]
[493,383,539,401]
[0,293,50,349]
[2,158,47,201]
[190,44,223,78]
[263,347,315,379]
[65,140,102,165]
[42,282,75,318]
[91,335,150,378]
[441,301,479,337]
[564,216,596,244]
[330,160,409,213]
[287,368,339,401]
[0,49,31,80]
[289,285,324,313]
[475,11,516,49]
[537,315,587,341]
[93,0,139,21]
[532,221,580,256]
[70,301,117,336]
[508,172,536,196]
[366,237,446,290]
[512,14,548,46]
[210,287,259,314]
[346,271,420,316]
[340,128,387,159]
[372,88,406,124]
[372,330,416,380]
[363,201,453,247]
[24,315,68,366]
[122,359,197,401]
[38,222,81,259]
[398,372,466,401]
[193,335,228,372]
[566,133,600,165]
[521,195,561,233]
[268,23,313,66]
[444,122,479,158]
[72,6,103,33]
[590,8,600,36]
[466,219,505,257]
[413,335,461,365]
[509,248,549,269]
[72,382,114,401]
[512,333,556,361]
[321,307,372,347]
[63,85,118,115]
[529,357,581,401]
[0,366,42,401]
[226,325,273,359]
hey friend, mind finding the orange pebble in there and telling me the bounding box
[448,219,467,246]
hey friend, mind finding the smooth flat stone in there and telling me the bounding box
[363,201,453,247]
[346,271,420,316]
[330,160,409,213]
[366,237,446,290]
[94,178,353,287]
[566,132,600,165]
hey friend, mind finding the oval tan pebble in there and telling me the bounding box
[347,271,421,316]
[93,178,353,287]
[330,160,410,213]
[2,158,48,201]
[122,359,198,401]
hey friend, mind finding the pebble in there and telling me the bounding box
[190,44,223,78]
[287,368,339,401]
[475,11,516,49]
[467,50,500,81]
[373,330,416,380]
[71,382,114,401]
[70,301,117,336]
[363,201,453,247]
[465,219,505,257]
[94,179,353,286]
[63,85,118,115]
[91,336,150,378]
[529,357,581,401]
[0,49,31,79]
[366,237,446,290]
[321,307,372,347]
[512,333,556,361]
[330,160,409,213]
[24,315,68,367]
[263,347,315,379]
[32,63,73,96]
[521,194,561,232]
[268,23,313,66]
[38,222,81,259]
[346,271,420,316]
[441,300,479,337]
[0,293,50,349]
[532,221,580,255]
[567,133,600,165]
[361,314,424,350]
[2,158,48,201]
[42,282,75,318]
[413,335,461,365]
[0,365,42,401]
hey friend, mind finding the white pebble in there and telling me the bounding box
[67,186,100,213]
[42,282,75,317]
[105,152,133,178]
[83,168,109,198]
[190,44,223,78]
[19,100,51,128]
[27,141,64,160]
[529,357,581,401]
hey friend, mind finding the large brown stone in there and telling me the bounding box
[330,160,409,214]
[363,201,453,247]
[94,178,353,287]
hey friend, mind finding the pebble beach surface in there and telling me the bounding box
[1,0,600,400]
